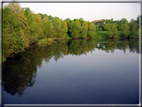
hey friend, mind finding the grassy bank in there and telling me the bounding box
[95,31,123,39]
[2,31,138,62]
[37,37,72,48]
[95,31,108,39]
[37,38,55,45]
[37,36,72,45]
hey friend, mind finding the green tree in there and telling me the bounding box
[120,18,128,24]
[81,21,88,38]
[87,22,96,38]
[96,25,102,31]
[52,17,62,38]
[78,18,84,26]
[24,7,38,44]
[41,14,54,38]
[117,18,129,37]
[61,21,68,38]
[42,15,48,37]
[46,20,54,38]
[35,14,41,23]
[105,23,117,39]
[70,20,82,39]
[8,2,27,29]
[65,19,72,37]
[120,23,129,38]
[129,19,139,38]
[3,2,28,57]
[35,14,44,39]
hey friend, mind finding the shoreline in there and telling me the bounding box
[2,37,140,63]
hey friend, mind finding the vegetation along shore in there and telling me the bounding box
[2,2,141,62]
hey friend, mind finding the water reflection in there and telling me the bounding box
[2,39,139,97]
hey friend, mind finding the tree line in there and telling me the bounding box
[2,2,141,58]
[94,17,140,39]
[3,2,96,58]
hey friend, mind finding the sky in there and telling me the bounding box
[2,1,141,22]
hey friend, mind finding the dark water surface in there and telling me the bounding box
[2,39,139,104]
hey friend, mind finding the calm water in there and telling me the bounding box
[2,39,139,104]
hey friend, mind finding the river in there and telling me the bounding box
[2,39,139,104]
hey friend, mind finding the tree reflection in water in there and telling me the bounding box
[2,39,139,96]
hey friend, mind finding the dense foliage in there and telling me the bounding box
[2,2,140,59]
[93,17,140,39]
[2,2,96,58]
[104,23,117,39]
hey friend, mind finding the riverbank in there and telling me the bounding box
[95,31,140,39]
[2,37,71,62]
[37,38,55,45]
[95,31,123,39]
[2,33,140,62]
[37,37,72,46]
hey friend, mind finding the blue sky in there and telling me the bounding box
[2,0,141,22]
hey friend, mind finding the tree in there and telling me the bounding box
[61,21,68,38]
[129,19,139,38]
[24,7,38,44]
[87,22,96,38]
[8,2,27,28]
[35,14,41,23]
[3,2,28,57]
[78,18,84,26]
[81,21,88,38]
[39,14,54,38]
[3,7,19,57]
[46,20,54,38]
[96,25,102,31]
[35,14,44,39]
[119,23,129,38]
[52,17,62,38]
[120,18,128,24]
[52,17,68,38]
[42,15,48,37]
[70,20,82,39]
[105,23,118,39]
[65,19,72,35]
[117,18,129,37]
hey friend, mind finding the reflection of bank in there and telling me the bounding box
[2,39,139,97]
[2,54,37,96]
